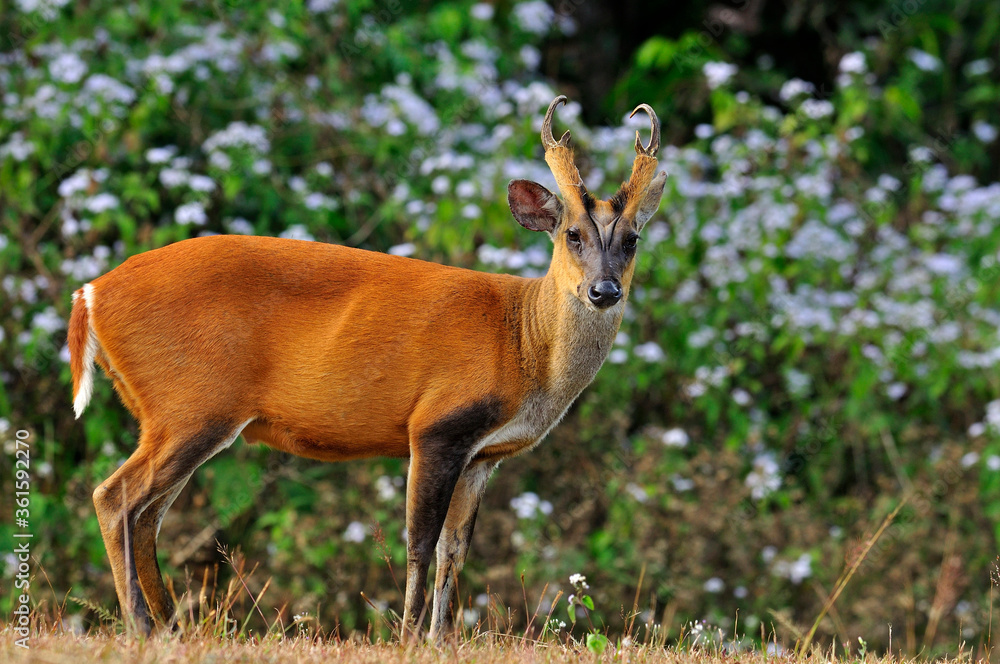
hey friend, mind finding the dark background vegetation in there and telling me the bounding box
[2,0,1000,656]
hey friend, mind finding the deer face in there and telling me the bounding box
[507,97,666,312]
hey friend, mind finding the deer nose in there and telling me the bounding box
[588,280,623,309]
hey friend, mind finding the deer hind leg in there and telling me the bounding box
[429,460,499,640]
[93,418,250,635]
[132,479,189,628]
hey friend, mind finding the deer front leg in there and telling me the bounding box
[401,449,466,642]
[429,460,499,639]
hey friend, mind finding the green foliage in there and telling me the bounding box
[1,0,999,657]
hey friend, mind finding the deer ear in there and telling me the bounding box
[507,180,563,233]
[634,171,667,231]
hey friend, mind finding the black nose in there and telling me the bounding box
[588,280,623,308]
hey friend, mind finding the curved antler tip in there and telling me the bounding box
[630,102,660,156]
[629,103,652,119]
[542,95,572,149]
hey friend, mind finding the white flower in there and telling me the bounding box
[343,521,366,543]
[987,456,1000,471]
[773,553,812,584]
[661,428,689,448]
[512,1,554,35]
[784,368,811,398]
[471,3,494,20]
[671,475,694,492]
[732,388,752,406]
[456,180,476,198]
[800,99,834,119]
[175,201,207,225]
[159,168,189,188]
[624,482,647,502]
[188,174,216,192]
[569,573,588,587]
[202,121,270,153]
[49,52,87,84]
[633,341,665,363]
[145,146,177,164]
[964,59,993,77]
[431,175,450,195]
[838,51,866,74]
[375,476,397,501]
[986,400,1000,433]
[961,452,980,468]
[510,491,552,519]
[519,45,541,70]
[702,62,737,90]
[973,121,998,144]
[227,218,254,234]
[779,78,815,102]
[82,74,135,105]
[388,243,416,257]
[306,0,338,12]
[886,382,907,400]
[745,452,781,500]
[279,224,315,241]
[85,193,119,214]
[58,170,91,198]
[908,48,941,72]
[608,348,627,364]
[694,124,714,139]
[687,326,716,348]
[303,192,336,210]
[0,132,36,161]
[32,306,64,334]
[703,577,724,593]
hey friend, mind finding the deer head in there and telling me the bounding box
[508,96,667,311]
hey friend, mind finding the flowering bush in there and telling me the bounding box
[1,0,999,655]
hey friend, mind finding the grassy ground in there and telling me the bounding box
[0,629,987,664]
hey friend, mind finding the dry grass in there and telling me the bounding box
[0,629,984,664]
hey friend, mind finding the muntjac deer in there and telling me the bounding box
[69,96,666,639]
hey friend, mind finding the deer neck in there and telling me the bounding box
[520,271,625,399]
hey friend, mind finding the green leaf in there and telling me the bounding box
[586,632,609,655]
[581,595,595,611]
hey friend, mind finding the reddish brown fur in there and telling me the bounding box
[67,291,88,400]
[84,237,535,459]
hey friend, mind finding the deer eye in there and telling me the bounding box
[623,234,639,251]
[566,228,581,244]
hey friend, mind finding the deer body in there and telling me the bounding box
[70,97,665,639]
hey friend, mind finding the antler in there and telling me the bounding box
[541,95,572,150]
[610,102,663,219]
[540,95,587,208]
[629,103,660,156]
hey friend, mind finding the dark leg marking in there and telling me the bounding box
[402,397,503,640]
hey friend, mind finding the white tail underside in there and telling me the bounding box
[73,283,98,419]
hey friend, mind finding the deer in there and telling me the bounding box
[68,95,666,640]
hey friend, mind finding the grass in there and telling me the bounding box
[0,497,992,663]
[0,627,986,663]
